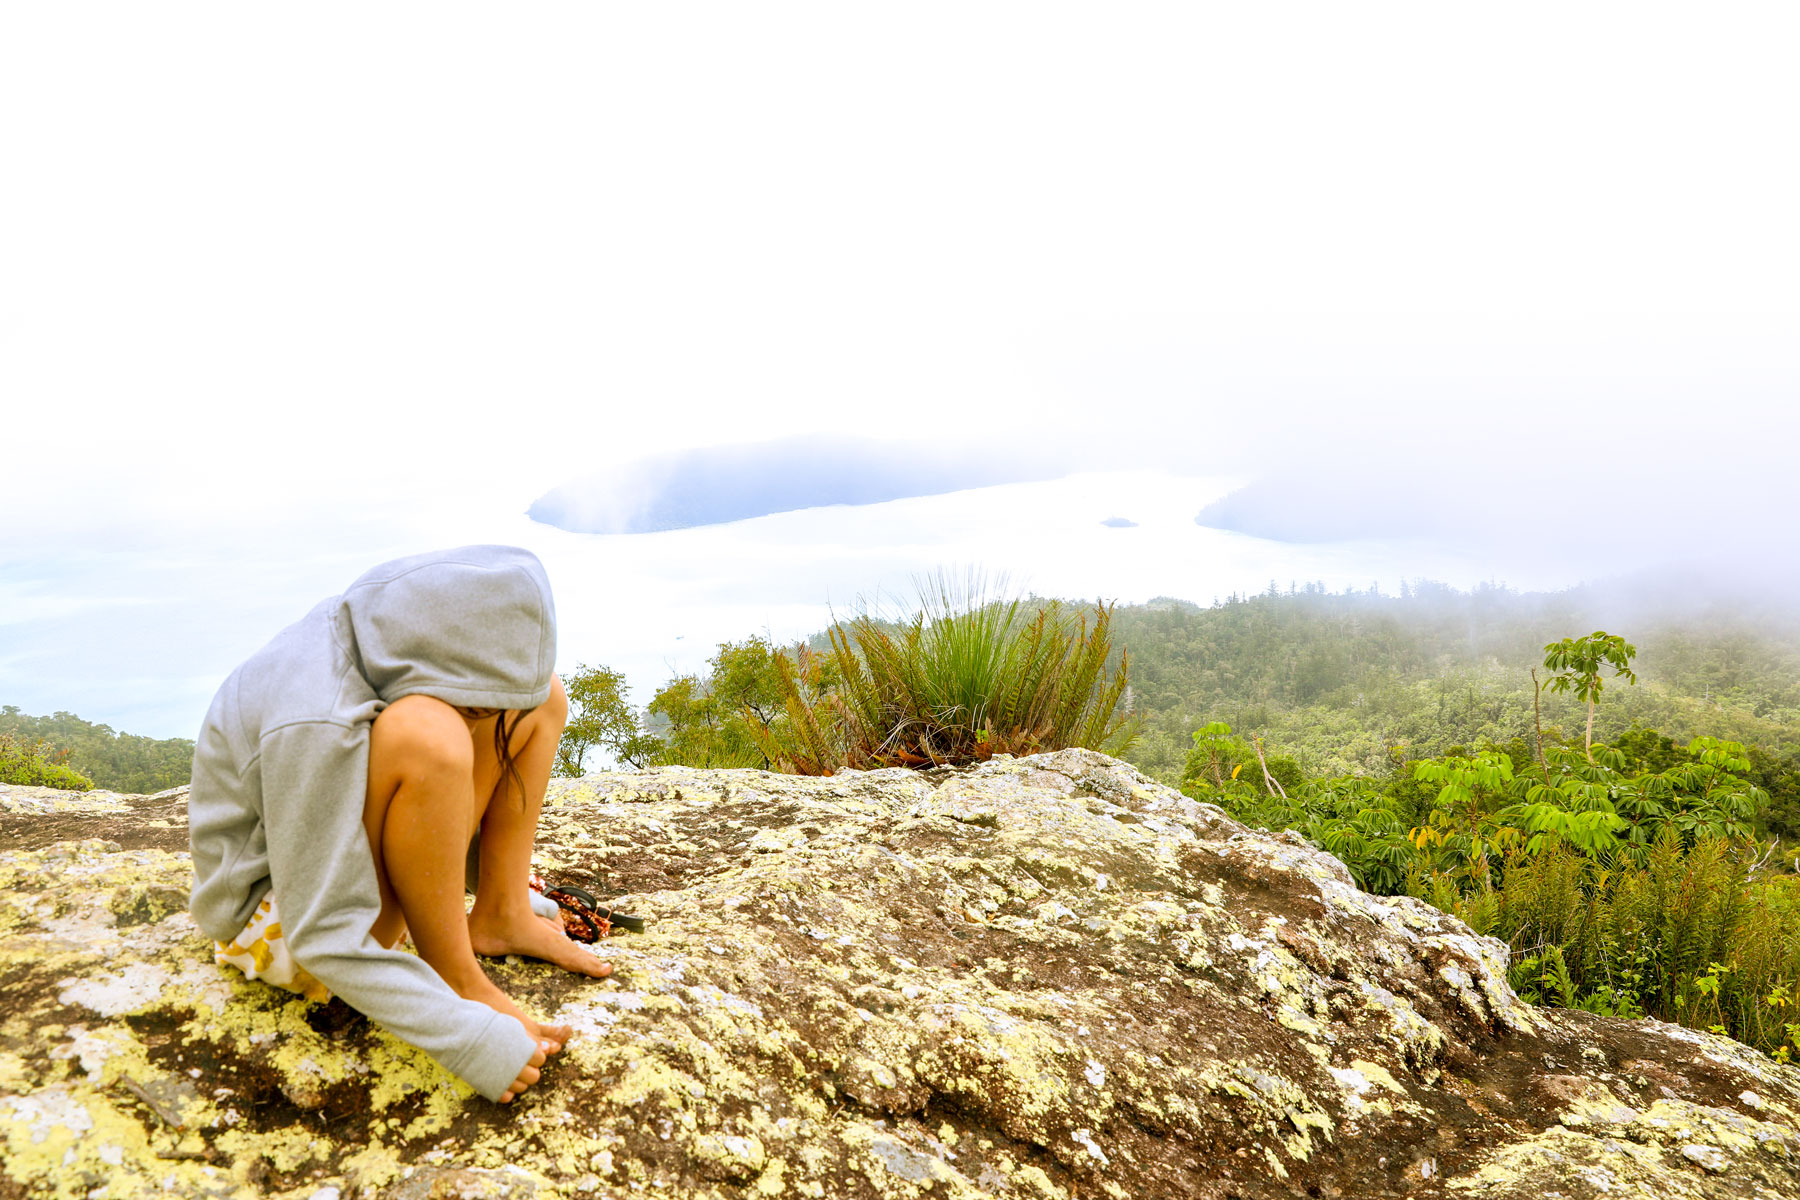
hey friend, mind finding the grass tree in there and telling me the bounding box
[758,573,1140,775]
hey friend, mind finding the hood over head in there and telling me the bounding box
[340,545,557,711]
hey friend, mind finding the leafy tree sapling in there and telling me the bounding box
[1542,631,1638,763]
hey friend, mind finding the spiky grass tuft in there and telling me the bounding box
[757,571,1140,775]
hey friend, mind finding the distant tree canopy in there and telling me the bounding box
[1108,582,1800,785]
[554,664,663,775]
[0,707,192,794]
[645,636,793,770]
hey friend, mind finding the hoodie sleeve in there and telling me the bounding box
[256,720,539,1101]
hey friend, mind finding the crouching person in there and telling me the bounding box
[188,545,611,1103]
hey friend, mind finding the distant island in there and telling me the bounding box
[528,435,1077,534]
[1192,475,1439,543]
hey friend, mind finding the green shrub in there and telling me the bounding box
[758,576,1140,775]
[1206,728,1770,899]
[1180,722,1304,797]
[1415,831,1800,1054]
[1205,720,1800,1056]
[0,733,94,790]
[0,706,192,793]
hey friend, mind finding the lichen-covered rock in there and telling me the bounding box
[4,751,1798,1199]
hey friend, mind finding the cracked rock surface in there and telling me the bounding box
[4,750,1799,1198]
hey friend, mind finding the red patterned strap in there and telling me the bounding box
[528,873,621,943]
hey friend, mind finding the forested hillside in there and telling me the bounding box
[0,706,194,794]
[1112,581,1800,785]
[573,577,1800,855]
[12,578,1797,806]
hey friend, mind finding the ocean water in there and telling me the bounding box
[1,469,1573,743]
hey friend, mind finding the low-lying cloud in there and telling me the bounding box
[527,434,1086,534]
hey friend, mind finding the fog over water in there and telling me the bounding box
[6,453,1780,743]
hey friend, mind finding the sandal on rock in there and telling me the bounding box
[529,875,646,942]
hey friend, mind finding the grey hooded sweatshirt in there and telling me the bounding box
[188,545,557,1100]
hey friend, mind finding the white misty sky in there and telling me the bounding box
[3,4,1797,737]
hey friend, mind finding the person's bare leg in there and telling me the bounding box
[466,676,614,978]
[365,695,572,1062]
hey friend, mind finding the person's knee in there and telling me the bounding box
[544,674,568,728]
[371,695,474,787]
[523,675,569,739]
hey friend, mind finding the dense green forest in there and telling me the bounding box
[1108,581,1800,792]
[0,706,194,794]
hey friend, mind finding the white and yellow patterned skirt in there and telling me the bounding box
[214,894,331,1003]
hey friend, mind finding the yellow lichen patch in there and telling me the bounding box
[0,1050,31,1091]
[1448,1124,1693,1195]
[914,1006,1081,1140]
[1006,1160,1065,1199]
[749,1154,789,1196]
[0,791,131,816]
[1326,1058,1420,1120]
[600,1045,710,1118]
[48,1024,153,1089]
[1629,1097,1796,1157]
[340,1141,405,1191]
[215,1125,327,1175]
[1276,1004,1325,1039]
[1555,1081,1640,1129]
[1286,1105,1336,1153]
[0,1084,240,1200]
[1345,1059,1406,1095]
[840,1119,986,1199]
[364,1029,472,1116]
[687,1129,767,1182]
[1355,981,1446,1063]
[182,991,374,1101]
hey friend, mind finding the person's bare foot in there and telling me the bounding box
[472,896,596,958]
[498,1038,551,1104]
[468,907,614,980]
[436,967,575,1053]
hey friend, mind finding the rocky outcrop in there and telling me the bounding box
[3,751,1798,1199]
